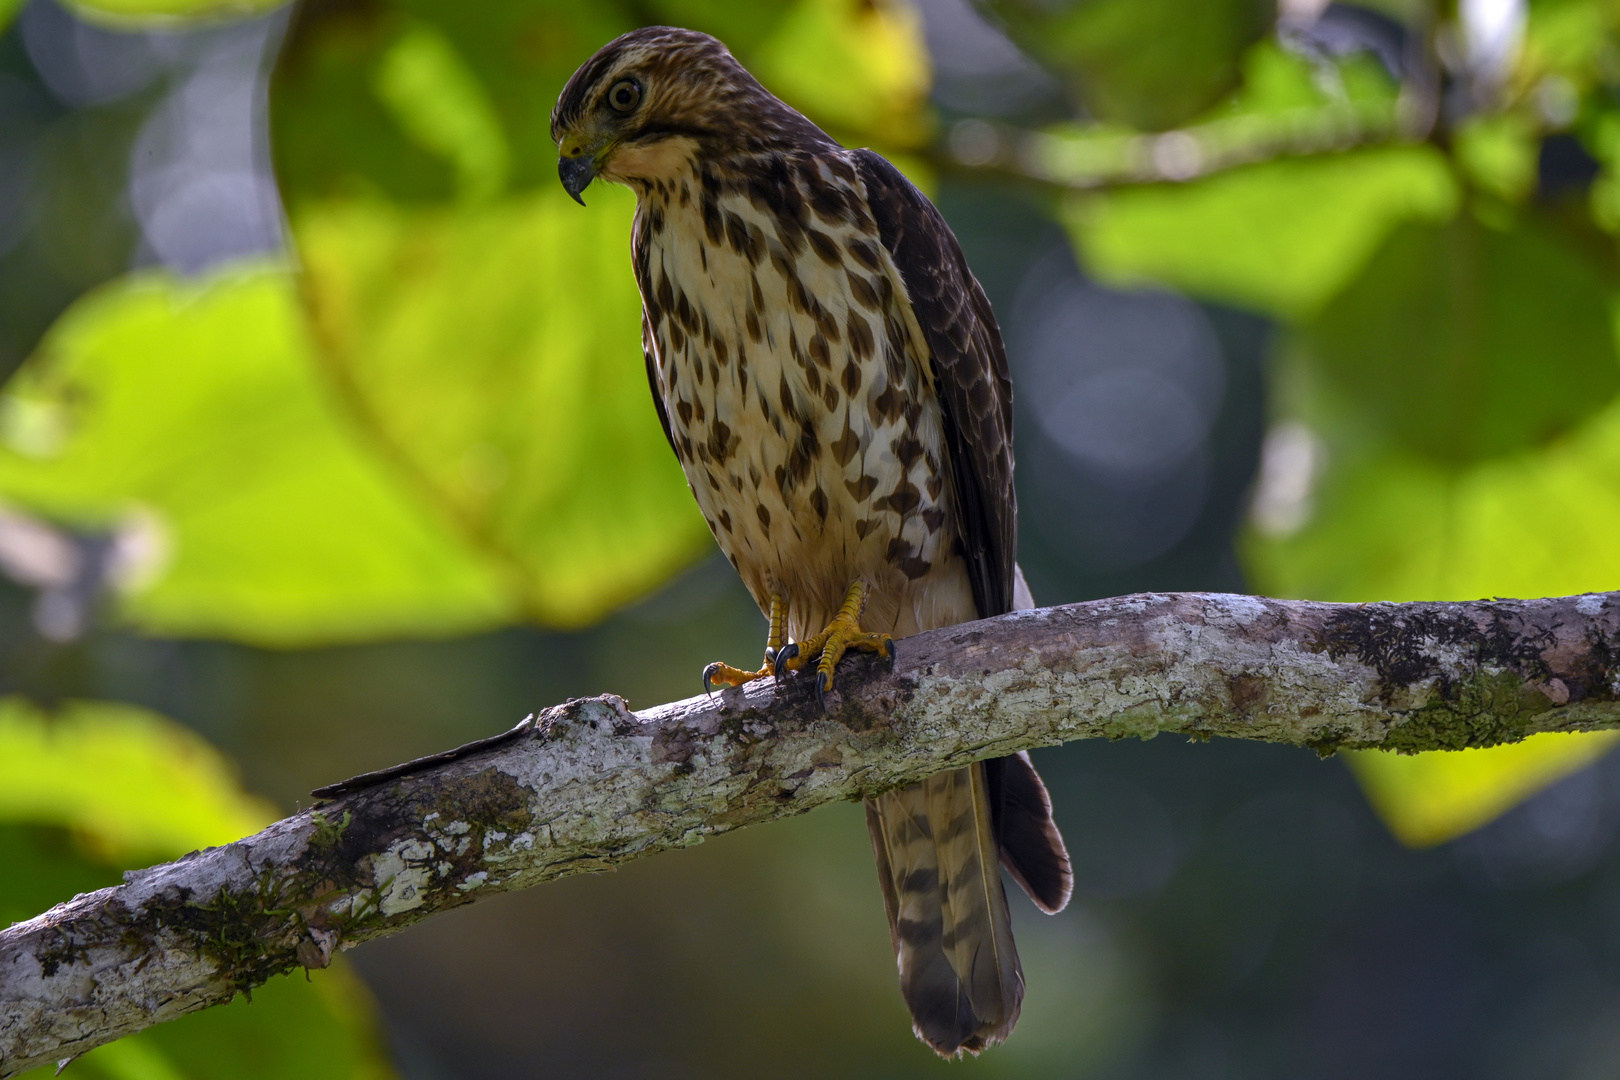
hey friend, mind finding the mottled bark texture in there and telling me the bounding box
[7,591,1620,1074]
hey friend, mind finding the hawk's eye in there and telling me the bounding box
[607,79,642,113]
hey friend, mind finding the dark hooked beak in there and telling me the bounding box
[558,154,597,206]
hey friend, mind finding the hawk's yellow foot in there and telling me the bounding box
[702,594,787,693]
[776,580,895,699]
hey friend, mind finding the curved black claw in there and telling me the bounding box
[702,662,722,696]
[774,643,799,684]
[815,669,833,712]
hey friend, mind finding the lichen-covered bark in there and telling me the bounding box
[5,591,1620,1075]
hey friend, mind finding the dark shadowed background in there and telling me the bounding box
[7,0,1620,1076]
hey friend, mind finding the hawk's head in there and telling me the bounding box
[551,26,833,204]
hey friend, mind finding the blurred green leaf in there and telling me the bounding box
[272,2,471,204]
[1305,213,1620,467]
[750,0,932,147]
[271,0,924,208]
[1249,392,1620,845]
[373,19,511,202]
[1250,399,1620,604]
[0,0,23,33]
[0,267,514,644]
[296,184,713,628]
[1454,113,1540,203]
[0,696,272,858]
[0,0,940,647]
[1068,146,1457,319]
[1034,37,1402,185]
[59,0,289,27]
[980,0,1275,130]
[272,1,629,204]
[0,825,121,927]
[1346,731,1620,848]
[1524,0,1617,88]
[0,697,396,1080]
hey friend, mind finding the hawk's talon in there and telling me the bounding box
[702,659,775,692]
[773,642,799,683]
[782,580,894,702]
[700,593,786,694]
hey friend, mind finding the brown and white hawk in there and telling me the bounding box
[553,27,1072,1056]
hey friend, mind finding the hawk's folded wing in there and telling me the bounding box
[852,149,1017,622]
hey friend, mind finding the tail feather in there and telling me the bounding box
[866,764,1023,1057]
[985,752,1073,914]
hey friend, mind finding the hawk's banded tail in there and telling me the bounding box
[865,753,1071,1057]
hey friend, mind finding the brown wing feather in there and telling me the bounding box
[633,203,676,458]
[851,149,1015,621]
[641,310,676,455]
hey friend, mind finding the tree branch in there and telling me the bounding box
[7,591,1620,1075]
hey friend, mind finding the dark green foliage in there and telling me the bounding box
[1307,214,1620,468]
[981,0,1275,129]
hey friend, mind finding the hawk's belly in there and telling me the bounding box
[639,188,977,639]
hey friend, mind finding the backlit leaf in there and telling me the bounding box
[372,19,511,202]
[1346,731,1620,848]
[0,267,514,644]
[1248,392,1620,845]
[262,0,936,637]
[1249,401,1620,605]
[0,698,396,1080]
[1068,146,1457,319]
[296,184,713,628]
[1305,213,1620,467]
[750,0,933,147]
[0,695,270,859]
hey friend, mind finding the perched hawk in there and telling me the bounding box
[553,27,1072,1056]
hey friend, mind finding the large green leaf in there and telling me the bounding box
[1068,146,1458,319]
[0,696,272,858]
[0,267,514,644]
[1249,401,1620,605]
[1249,389,1620,846]
[1305,213,1620,468]
[296,185,713,627]
[1239,143,1620,843]
[0,696,396,1080]
[1346,730,1620,847]
[979,0,1275,130]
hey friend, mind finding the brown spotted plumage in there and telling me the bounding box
[553,27,1072,1057]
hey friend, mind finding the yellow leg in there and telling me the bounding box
[703,593,786,692]
[778,580,895,695]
